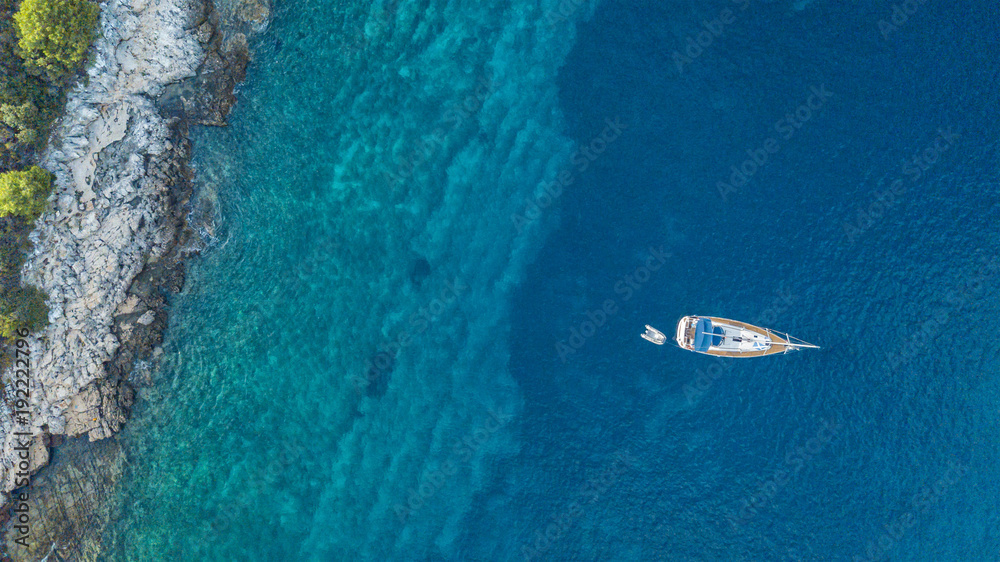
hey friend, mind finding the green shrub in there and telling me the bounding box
[0,165,54,220]
[0,284,48,337]
[0,0,67,342]
[1,0,61,164]
[1,101,42,145]
[13,0,99,83]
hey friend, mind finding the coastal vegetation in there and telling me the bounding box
[0,284,47,336]
[0,164,53,220]
[0,0,99,342]
[0,167,52,338]
[13,0,99,83]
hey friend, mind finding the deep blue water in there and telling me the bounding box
[475,2,1000,560]
[104,0,999,560]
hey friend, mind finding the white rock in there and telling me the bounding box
[0,0,204,494]
[136,310,156,325]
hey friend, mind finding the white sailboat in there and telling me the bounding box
[642,316,819,357]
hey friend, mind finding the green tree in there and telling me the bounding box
[1,0,60,165]
[0,165,53,220]
[0,101,42,145]
[0,284,48,337]
[13,0,99,83]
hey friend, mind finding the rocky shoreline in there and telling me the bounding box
[0,0,265,557]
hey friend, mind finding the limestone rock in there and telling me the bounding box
[136,310,156,325]
[117,294,141,315]
[0,0,203,507]
[237,0,270,30]
[0,437,125,562]
[0,0,262,554]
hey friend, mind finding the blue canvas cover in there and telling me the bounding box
[694,318,714,352]
[713,326,725,346]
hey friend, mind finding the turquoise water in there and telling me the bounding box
[104,0,588,559]
[104,0,1000,560]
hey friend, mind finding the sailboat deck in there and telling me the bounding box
[703,317,791,357]
[677,316,793,358]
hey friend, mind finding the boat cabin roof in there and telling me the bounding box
[692,317,771,353]
[693,317,720,352]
